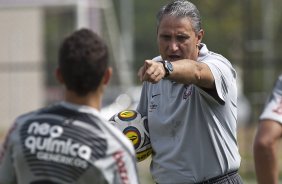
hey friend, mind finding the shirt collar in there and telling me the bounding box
[59,101,101,116]
[197,43,208,62]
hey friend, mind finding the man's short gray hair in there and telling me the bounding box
[156,0,202,33]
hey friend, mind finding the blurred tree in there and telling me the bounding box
[134,1,162,81]
[241,0,282,122]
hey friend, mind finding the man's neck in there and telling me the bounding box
[64,90,102,110]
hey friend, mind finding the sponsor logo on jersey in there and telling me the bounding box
[25,122,91,161]
[20,115,108,183]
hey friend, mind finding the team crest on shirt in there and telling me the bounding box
[149,93,160,112]
[149,102,158,112]
[183,85,192,100]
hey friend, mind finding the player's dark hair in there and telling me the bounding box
[58,28,108,96]
[156,0,202,34]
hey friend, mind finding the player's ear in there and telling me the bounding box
[103,67,112,85]
[55,67,64,84]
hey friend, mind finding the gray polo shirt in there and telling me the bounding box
[137,43,241,184]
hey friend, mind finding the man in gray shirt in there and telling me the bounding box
[137,0,243,183]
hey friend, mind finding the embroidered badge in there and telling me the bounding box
[183,85,192,100]
[149,102,158,112]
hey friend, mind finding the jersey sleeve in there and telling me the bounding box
[0,122,18,184]
[260,75,282,124]
[202,56,237,104]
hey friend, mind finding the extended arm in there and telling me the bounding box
[138,59,214,89]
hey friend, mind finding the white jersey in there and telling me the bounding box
[137,43,241,183]
[0,101,139,184]
[260,75,282,123]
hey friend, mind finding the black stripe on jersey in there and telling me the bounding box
[30,162,83,177]
[30,180,59,184]
[34,171,72,183]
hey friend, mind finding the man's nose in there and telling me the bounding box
[169,41,179,51]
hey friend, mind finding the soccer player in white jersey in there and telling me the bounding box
[0,28,140,184]
[254,75,282,184]
[137,0,243,183]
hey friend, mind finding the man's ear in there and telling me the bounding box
[197,29,204,45]
[55,67,64,84]
[103,67,113,85]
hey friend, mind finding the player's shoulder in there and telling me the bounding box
[15,108,42,123]
[18,103,54,116]
[272,75,282,93]
[199,43,231,65]
[205,51,231,67]
[14,103,63,127]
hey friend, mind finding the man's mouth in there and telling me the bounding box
[167,55,182,61]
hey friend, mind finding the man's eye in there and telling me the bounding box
[177,36,188,42]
